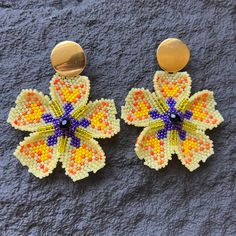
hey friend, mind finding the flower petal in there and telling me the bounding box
[176,131,213,171]
[186,90,224,131]
[153,71,191,103]
[8,89,51,132]
[77,99,120,138]
[121,88,158,127]
[60,137,105,181]
[14,132,58,178]
[135,127,173,170]
[50,74,90,110]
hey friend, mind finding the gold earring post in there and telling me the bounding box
[51,41,86,77]
[156,38,190,73]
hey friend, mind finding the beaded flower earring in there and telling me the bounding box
[122,38,223,171]
[7,41,120,181]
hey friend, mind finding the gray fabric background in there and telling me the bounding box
[0,0,235,235]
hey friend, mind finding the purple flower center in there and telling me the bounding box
[59,118,71,130]
[149,97,193,141]
[41,102,90,148]
[169,113,182,124]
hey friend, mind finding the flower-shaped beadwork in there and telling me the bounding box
[122,71,223,171]
[8,74,120,181]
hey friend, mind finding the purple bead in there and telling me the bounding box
[167,97,176,108]
[157,129,167,139]
[53,119,60,126]
[79,118,91,128]
[179,129,186,141]
[185,110,193,120]
[64,102,74,114]
[71,136,80,148]
[47,135,58,146]
[149,110,159,120]
[73,119,80,127]
[42,113,54,123]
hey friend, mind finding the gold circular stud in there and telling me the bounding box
[51,41,86,77]
[156,38,190,73]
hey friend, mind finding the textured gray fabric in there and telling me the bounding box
[0,0,235,235]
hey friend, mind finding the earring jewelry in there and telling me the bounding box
[122,38,223,171]
[7,41,120,181]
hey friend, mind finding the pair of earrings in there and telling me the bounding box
[7,38,223,181]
